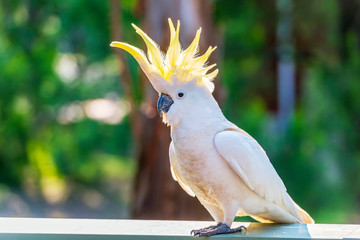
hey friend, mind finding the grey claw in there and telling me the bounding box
[191,223,246,237]
[190,222,222,237]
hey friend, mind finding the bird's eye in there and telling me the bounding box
[177,90,185,99]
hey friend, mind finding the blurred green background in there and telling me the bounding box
[1,0,360,223]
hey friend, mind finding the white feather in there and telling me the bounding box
[214,128,302,222]
[169,141,196,197]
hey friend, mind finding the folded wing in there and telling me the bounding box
[214,128,303,222]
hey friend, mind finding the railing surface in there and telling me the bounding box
[0,218,359,239]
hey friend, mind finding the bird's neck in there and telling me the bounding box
[170,98,227,139]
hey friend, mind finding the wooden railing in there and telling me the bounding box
[0,218,359,239]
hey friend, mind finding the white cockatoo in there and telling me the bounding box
[111,19,314,237]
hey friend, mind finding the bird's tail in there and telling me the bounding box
[295,203,314,224]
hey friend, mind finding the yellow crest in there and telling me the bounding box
[110,19,218,93]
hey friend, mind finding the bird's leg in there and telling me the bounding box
[191,223,246,237]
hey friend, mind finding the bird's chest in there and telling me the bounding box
[171,128,219,191]
[174,134,212,162]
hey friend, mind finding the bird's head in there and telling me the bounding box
[110,19,218,127]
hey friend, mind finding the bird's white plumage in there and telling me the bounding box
[169,142,196,197]
[111,19,314,228]
[214,128,303,222]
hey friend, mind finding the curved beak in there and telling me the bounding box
[157,93,174,116]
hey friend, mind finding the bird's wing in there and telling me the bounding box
[214,128,302,222]
[169,141,195,197]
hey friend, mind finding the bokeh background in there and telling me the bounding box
[1,0,360,224]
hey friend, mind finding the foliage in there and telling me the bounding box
[0,0,136,217]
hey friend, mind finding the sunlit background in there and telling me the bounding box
[1,0,360,224]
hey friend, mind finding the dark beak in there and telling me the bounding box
[157,93,174,116]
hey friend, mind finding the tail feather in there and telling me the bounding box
[295,203,314,224]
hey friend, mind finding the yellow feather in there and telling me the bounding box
[191,63,217,75]
[180,28,201,67]
[168,18,176,40]
[110,41,151,71]
[131,24,164,74]
[189,46,217,71]
[205,69,219,81]
[166,19,181,68]
[110,19,218,92]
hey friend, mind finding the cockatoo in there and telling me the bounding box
[111,19,314,237]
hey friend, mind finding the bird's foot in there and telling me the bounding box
[191,223,246,237]
[191,222,222,236]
